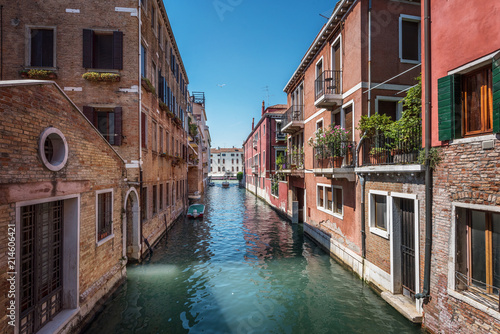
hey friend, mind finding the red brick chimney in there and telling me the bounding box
[252,118,255,131]
[261,100,265,116]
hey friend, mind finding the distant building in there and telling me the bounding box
[243,102,288,210]
[210,148,244,179]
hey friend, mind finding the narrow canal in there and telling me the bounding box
[84,182,423,334]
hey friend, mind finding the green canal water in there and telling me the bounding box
[84,183,423,333]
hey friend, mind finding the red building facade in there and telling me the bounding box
[422,0,500,332]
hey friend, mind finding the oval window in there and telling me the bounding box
[39,128,68,171]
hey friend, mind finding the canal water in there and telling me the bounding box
[84,182,423,334]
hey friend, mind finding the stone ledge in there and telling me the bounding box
[355,164,424,174]
[381,292,422,324]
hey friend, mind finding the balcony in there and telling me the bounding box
[281,105,304,134]
[312,141,356,181]
[252,165,259,174]
[315,70,342,108]
[281,150,305,177]
[356,124,424,174]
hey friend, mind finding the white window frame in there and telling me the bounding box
[369,190,390,239]
[447,202,500,320]
[399,14,421,64]
[375,96,404,121]
[96,188,114,246]
[315,56,324,79]
[316,118,324,131]
[25,25,57,69]
[341,100,355,141]
[331,34,342,91]
[316,183,343,219]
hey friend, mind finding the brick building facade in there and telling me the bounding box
[421,0,500,332]
[0,81,127,334]
[0,0,192,262]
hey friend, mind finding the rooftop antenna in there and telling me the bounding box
[262,86,274,107]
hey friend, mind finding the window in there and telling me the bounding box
[141,44,147,77]
[38,127,68,172]
[29,28,55,67]
[399,15,421,63]
[456,208,500,298]
[166,183,170,206]
[159,126,164,153]
[97,191,113,242]
[152,185,157,215]
[232,159,234,164]
[142,187,147,222]
[316,119,323,131]
[218,167,221,172]
[151,5,156,31]
[463,68,493,136]
[369,192,388,238]
[232,167,235,172]
[152,121,158,152]
[438,58,499,140]
[159,184,164,210]
[152,62,157,89]
[141,112,148,149]
[83,30,123,70]
[83,107,123,146]
[237,167,239,171]
[376,97,403,121]
[223,159,225,164]
[317,185,343,216]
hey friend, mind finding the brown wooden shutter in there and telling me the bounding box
[114,107,123,146]
[141,112,146,148]
[83,29,93,68]
[113,31,123,70]
[82,106,95,126]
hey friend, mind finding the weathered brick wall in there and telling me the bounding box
[0,83,126,333]
[424,141,500,334]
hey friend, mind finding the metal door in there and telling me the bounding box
[401,198,416,297]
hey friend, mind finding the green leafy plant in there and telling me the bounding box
[237,172,243,181]
[357,113,393,139]
[141,77,156,95]
[418,147,441,169]
[308,124,351,158]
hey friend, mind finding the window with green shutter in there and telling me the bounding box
[438,58,500,140]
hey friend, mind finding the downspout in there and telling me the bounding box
[416,0,432,303]
[137,0,145,260]
[1,5,3,80]
[356,137,366,277]
[367,0,372,116]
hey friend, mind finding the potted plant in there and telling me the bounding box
[82,72,120,82]
[141,77,156,95]
[369,147,387,164]
[20,69,58,80]
[308,124,350,168]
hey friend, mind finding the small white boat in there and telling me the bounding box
[208,182,215,187]
[188,191,201,200]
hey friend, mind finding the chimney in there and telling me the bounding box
[252,118,255,131]
[262,100,265,116]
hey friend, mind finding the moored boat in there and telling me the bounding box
[187,204,205,219]
[222,181,230,188]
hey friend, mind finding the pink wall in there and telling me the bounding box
[423,0,500,146]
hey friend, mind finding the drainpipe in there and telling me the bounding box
[416,0,432,303]
[137,0,145,260]
[360,175,366,259]
[0,5,3,80]
[367,0,372,116]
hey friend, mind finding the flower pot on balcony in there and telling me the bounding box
[332,156,344,168]
[318,158,329,168]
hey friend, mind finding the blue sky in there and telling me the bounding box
[164,0,337,148]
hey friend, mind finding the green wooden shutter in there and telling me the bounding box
[493,56,500,133]
[438,74,461,141]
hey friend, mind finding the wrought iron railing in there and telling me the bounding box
[276,132,286,141]
[286,151,304,169]
[360,125,422,166]
[313,141,356,169]
[282,105,304,128]
[315,70,342,101]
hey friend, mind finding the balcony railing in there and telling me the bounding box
[281,105,304,134]
[286,151,304,169]
[313,141,356,169]
[252,165,259,174]
[315,70,342,108]
[360,125,422,166]
[276,132,286,141]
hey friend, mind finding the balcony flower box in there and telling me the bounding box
[82,72,120,82]
[141,77,156,95]
[333,156,344,168]
[20,69,57,80]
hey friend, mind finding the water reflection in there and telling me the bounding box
[83,185,423,334]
